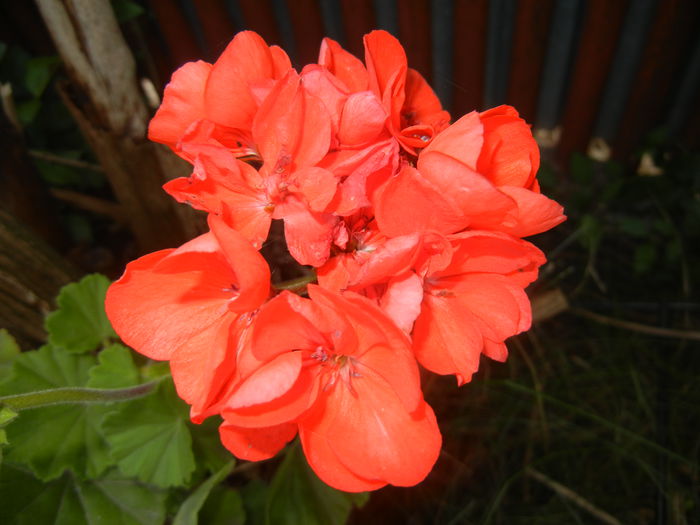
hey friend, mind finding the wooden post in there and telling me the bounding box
[35,0,201,252]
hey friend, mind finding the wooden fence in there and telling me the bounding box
[2,0,699,167]
[135,0,700,167]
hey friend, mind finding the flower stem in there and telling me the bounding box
[272,271,317,293]
[0,381,158,411]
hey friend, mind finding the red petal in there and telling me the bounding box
[379,272,424,334]
[374,166,467,237]
[495,186,567,238]
[281,199,336,267]
[252,292,324,362]
[307,287,419,410]
[363,30,407,128]
[318,37,368,93]
[300,65,348,132]
[148,60,211,149]
[349,232,422,288]
[413,293,484,383]
[418,153,517,231]
[105,237,236,361]
[290,166,338,212]
[222,366,320,428]
[219,421,297,462]
[170,315,236,420]
[446,273,532,341]
[439,231,546,286]
[300,367,441,487]
[338,91,388,146]
[253,71,331,170]
[208,215,271,312]
[300,423,386,492]
[226,351,302,410]
[316,254,356,292]
[204,31,288,129]
[478,105,539,188]
[420,111,482,170]
[403,68,450,131]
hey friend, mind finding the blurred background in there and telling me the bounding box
[1,1,698,523]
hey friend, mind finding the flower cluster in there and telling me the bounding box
[105,30,565,492]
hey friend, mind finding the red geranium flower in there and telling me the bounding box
[374,107,566,238]
[218,285,442,492]
[105,215,270,419]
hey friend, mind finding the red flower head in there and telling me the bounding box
[105,215,270,419]
[218,285,441,492]
[374,107,566,239]
[106,28,567,494]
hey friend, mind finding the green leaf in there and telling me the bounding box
[634,244,657,274]
[88,344,139,389]
[0,329,20,382]
[618,216,649,238]
[190,416,233,475]
[199,486,246,525]
[45,274,116,353]
[25,56,60,97]
[173,461,235,525]
[141,361,171,381]
[241,478,268,525]
[0,407,17,427]
[72,476,167,525]
[16,99,40,125]
[265,443,369,525]
[0,407,15,463]
[0,343,95,393]
[0,465,167,525]
[112,0,145,22]
[102,380,196,488]
[0,345,113,480]
[579,214,603,251]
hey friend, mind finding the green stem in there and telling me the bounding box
[0,381,158,411]
[272,272,317,292]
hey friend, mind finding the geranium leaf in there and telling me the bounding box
[199,486,246,525]
[45,274,117,353]
[0,345,113,480]
[73,475,167,525]
[265,443,369,525]
[0,464,167,525]
[87,344,140,389]
[0,329,20,382]
[190,416,233,475]
[102,380,196,488]
[173,460,235,525]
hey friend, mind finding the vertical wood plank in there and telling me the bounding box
[614,0,700,160]
[147,0,202,66]
[556,0,628,164]
[398,0,432,79]
[236,0,282,46]
[286,0,325,66]
[506,0,553,123]
[483,0,517,108]
[340,0,375,58]
[430,0,453,109]
[192,0,238,60]
[534,0,582,131]
[592,0,657,144]
[451,0,488,116]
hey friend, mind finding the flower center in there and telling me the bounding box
[308,345,361,394]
